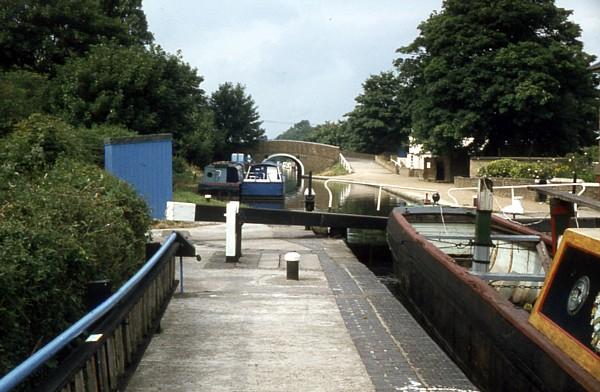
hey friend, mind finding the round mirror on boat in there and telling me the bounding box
[567,276,590,316]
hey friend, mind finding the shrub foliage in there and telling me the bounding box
[0,115,150,376]
[477,148,598,181]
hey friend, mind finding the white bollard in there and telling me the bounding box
[225,201,240,262]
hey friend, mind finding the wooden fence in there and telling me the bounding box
[0,232,195,392]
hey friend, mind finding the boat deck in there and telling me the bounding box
[125,224,477,391]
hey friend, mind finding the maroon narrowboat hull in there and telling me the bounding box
[386,208,599,391]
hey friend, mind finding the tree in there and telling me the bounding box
[0,0,152,73]
[51,43,209,152]
[397,0,598,156]
[307,121,349,148]
[276,120,313,140]
[209,82,265,155]
[345,71,411,154]
[0,70,51,136]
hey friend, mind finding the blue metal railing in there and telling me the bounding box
[0,233,180,392]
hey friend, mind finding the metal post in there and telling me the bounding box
[472,178,494,273]
[296,163,302,186]
[304,171,315,229]
[179,256,184,294]
[550,198,574,254]
[377,186,382,211]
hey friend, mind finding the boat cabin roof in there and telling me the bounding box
[565,228,600,242]
[206,161,244,168]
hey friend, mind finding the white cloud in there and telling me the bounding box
[143,0,599,139]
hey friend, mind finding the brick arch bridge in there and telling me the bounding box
[245,140,340,175]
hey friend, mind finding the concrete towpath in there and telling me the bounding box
[338,157,600,218]
[125,223,477,392]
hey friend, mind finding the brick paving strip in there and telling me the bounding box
[319,240,477,391]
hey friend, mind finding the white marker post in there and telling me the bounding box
[225,201,241,262]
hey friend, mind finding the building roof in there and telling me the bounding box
[590,60,600,72]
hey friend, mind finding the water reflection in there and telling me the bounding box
[242,161,410,217]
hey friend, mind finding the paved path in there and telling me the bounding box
[338,157,600,218]
[125,224,477,392]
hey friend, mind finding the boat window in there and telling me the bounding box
[248,166,266,179]
[266,166,280,181]
[227,167,239,182]
[206,171,213,178]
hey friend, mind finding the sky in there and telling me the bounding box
[142,1,600,140]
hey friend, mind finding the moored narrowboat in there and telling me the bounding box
[241,162,285,199]
[198,161,244,197]
[386,206,599,391]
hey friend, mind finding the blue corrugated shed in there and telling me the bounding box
[104,134,172,219]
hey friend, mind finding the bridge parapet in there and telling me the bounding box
[247,140,340,174]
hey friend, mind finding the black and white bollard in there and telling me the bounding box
[304,171,315,212]
[304,171,315,230]
[285,252,300,280]
[473,178,493,273]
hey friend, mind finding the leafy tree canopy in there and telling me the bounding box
[0,70,51,136]
[345,71,411,154]
[396,0,598,156]
[51,43,208,146]
[0,0,152,73]
[209,82,265,154]
[307,121,349,148]
[276,120,313,140]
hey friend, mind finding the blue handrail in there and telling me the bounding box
[0,232,179,392]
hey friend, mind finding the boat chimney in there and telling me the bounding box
[472,178,493,273]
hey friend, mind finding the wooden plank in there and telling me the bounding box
[141,292,148,336]
[114,326,125,376]
[123,316,133,365]
[74,370,85,392]
[150,280,157,319]
[536,241,553,273]
[132,303,140,349]
[85,358,99,392]
[106,336,118,390]
[193,204,388,229]
[528,187,600,211]
[97,345,110,391]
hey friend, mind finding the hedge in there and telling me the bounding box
[0,115,150,377]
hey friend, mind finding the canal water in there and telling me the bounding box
[242,164,404,279]
[245,164,410,216]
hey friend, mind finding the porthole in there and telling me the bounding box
[567,276,590,316]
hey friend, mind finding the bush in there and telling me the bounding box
[0,70,51,137]
[0,114,88,176]
[477,148,599,182]
[553,146,598,182]
[0,159,151,375]
[478,158,559,180]
[81,124,136,166]
[477,159,518,178]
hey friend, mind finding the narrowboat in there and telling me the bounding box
[387,206,599,391]
[241,162,285,199]
[198,161,244,197]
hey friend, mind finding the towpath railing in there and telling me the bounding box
[339,153,353,174]
[324,178,437,211]
[447,182,600,207]
[0,232,195,392]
